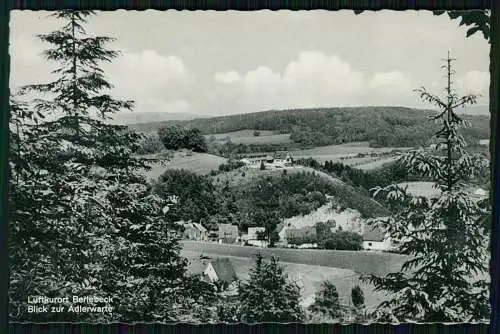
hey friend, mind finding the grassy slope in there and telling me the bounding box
[182,250,388,310]
[141,152,227,181]
[182,241,408,277]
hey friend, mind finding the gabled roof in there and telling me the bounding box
[210,258,237,283]
[193,222,207,233]
[363,225,385,242]
[186,258,211,276]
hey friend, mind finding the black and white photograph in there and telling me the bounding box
[8,9,492,323]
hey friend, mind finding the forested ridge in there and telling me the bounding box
[129,107,490,148]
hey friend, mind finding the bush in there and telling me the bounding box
[323,231,363,250]
[135,133,164,154]
[218,160,245,172]
[308,281,341,320]
[253,130,261,137]
[351,286,365,308]
[158,125,207,152]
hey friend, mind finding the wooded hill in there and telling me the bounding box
[129,107,490,148]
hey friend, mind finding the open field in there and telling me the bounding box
[206,130,292,145]
[290,142,409,163]
[182,240,408,276]
[355,157,399,170]
[183,250,387,309]
[141,152,227,181]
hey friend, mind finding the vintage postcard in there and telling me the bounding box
[8,9,491,323]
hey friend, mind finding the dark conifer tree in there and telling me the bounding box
[238,254,303,322]
[10,10,210,322]
[363,53,490,322]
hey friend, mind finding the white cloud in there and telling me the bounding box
[214,70,241,83]
[244,66,283,86]
[210,51,419,112]
[282,51,364,96]
[368,70,412,93]
[211,51,367,111]
[456,70,489,95]
[10,41,194,115]
[9,34,56,89]
[106,49,191,100]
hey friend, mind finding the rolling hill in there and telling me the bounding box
[128,106,490,148]
[211,165,390,219]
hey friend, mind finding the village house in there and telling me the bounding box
[204,258,238,285]
[241,227,268,247]
[247,227,265,240]
[192,222,208,241]
[218,223,239,244]
[186,257,212,282]
[362,225,392,251]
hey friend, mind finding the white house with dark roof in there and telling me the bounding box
[273,151,293,166]
[362,225,392,251]
[204,258,238,284]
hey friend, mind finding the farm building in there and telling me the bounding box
[182,221,208,241]
[240,152,293,168]
[204,258,238,284]
[274,151,293,166]
[285,226,317,245]
[218,223,239,244]
[479,139,489,146]
[362,225,391,251]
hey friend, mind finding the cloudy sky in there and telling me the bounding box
[10,10,490,118]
